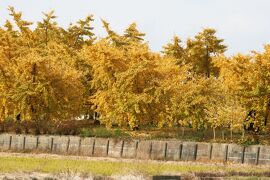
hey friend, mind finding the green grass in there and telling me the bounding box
[79,127,130,138]
[0,156,269,177]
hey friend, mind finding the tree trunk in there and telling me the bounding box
[213,127,216,140]
[205,45,210,78]
[181,127,185,137]
[31,63,37,83]
[230,128,233,142]
[45,26,48,46]
[221,130,225,140]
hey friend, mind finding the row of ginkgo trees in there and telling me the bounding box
[0,7,269,136]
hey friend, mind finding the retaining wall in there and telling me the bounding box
[0,133,270,165]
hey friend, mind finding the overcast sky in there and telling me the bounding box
[0,0,269,55]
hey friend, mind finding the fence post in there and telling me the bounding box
[256,146,260,165]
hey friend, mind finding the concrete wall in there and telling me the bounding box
[108,139,123,158]
[211,143,228,162]
[150,141,166,160]
[166,141,181,161]
[1,133,270,165]
[0,134,11,151]
[25,135,38,150]
[136,140,151,159]
[80,137,95,156]
[196,143,212,161]
[68,136,81,155]
[122,140,137,159]
[37,135,53,152]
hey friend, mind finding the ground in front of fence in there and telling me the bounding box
[0,152,270,179]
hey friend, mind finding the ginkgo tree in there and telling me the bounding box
[162,36,186,65]
[1,7,270,138]
[82,38,170,129]
[0,7,86,133]
[186,28,227,78]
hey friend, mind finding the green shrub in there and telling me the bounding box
[80,128,94,137]
[237,136,257,146]
[93,127,113,138]
[114,128,122,137]
[113,128,130,138]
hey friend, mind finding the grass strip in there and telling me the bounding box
[0,156,269,177]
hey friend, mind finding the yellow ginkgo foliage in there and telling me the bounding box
[0,7,86,133]
[1,6,270,138]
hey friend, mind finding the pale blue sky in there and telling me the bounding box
[0,0,269,55]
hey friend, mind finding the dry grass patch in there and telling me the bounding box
[0,155,270,177]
